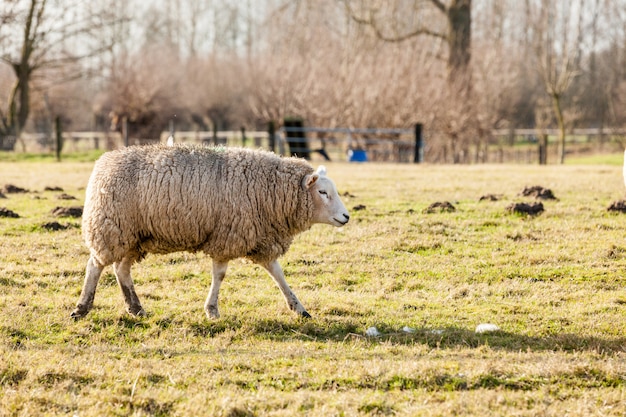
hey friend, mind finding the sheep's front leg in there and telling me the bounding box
[205,260,228,319]
[114,257,145,316]
[71,255,104,319]
[261,259,311,318]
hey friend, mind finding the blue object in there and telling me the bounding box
[348,149,368,162]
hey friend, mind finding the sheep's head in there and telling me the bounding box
[303,166,350,227]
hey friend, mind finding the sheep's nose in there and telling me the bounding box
[343,213,350,221]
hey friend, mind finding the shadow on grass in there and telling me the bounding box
[63,312,626,355]
[392,326,626,353]
[181,316,626,353]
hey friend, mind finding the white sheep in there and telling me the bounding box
[71,144,349,319]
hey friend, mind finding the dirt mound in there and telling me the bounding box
[506,202,544,215]
[3,184,28,194]
[479,194,501,202]
[44,186,64,192]
[0,207,20,218]
[41,221,69,231]
[56,193,77,200]
[424,201,456,213]
[51,206,83,218]
[520,186,557,200]
[607,200,626,213]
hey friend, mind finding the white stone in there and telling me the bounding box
[365,326,381,337]
[475,323,501,334]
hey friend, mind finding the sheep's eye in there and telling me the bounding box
[319,190,328,196]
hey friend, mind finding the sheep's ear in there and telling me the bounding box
[315,165,327,176]
[304,173,319,189]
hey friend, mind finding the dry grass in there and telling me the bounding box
[1,156,626,416]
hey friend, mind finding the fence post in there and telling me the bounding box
[284,118,310,159]
[413,123,423,163]
[122,116,128,147]
[55,116,63,161]
[538,133,547,165]
[241,126,247,147]
[268,121,275,153]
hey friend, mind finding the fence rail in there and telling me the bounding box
[492,128,626,136]
[280,125,421,163]
[7,126,626,163]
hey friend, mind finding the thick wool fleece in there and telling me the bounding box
[82,145,315,266]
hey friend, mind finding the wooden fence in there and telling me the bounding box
[9,126,626,163]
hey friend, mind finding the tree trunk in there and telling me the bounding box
[446,0,472,86]
[6,78,21,136]
[16,66,30,133]
[4,0,37,139]
[551,93,566,164]
[539,133,548,165]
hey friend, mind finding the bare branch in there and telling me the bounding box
[371,18,447,42]
[0,106,7,132]
[344,0,446,42]
[428,0,447,13]
[32,43,115,72]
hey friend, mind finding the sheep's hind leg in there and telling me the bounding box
[71,255,104,319]
[261,259,311,318]
[204,260,228,319]
[114,256,145,316]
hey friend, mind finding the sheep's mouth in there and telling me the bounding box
[333,217,349,226]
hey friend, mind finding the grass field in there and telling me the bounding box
[2,154,626,416]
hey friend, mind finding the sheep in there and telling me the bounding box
[71,144,350,319]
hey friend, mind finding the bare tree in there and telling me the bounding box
[604,0,626,126]
[102,44,186,143]
[528,0,583,164]
[2,0,625,162]
[582,0,626,129]
[343,0,479,162]
[345,0,470,83]
[182,54,251,133]
[251,1,437,125]
[0,0,122,149]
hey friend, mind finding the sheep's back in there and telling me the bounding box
[83,145,314,265]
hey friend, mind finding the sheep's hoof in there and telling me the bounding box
[299,310,312,319]
[70,310,85,320]
[70,305,89,320]
[127,306,146,317]
[205,306,220,319]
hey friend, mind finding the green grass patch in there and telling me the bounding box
[0,149,105,163]
[2,159,626,415]
[564,152,624,165]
